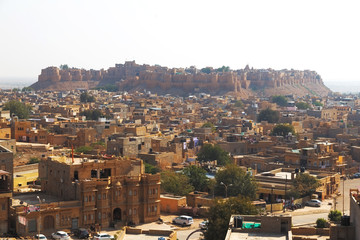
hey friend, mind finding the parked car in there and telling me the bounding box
[199,220,209,230]
[92,233,114,240]
[72,228,89,239]
[353,173,360,178]
[305,199,322,207]
[51,231,70,240]
[34,234,47,240]
[172,215,194,226]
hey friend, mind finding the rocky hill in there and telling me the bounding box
[31,61,331,97]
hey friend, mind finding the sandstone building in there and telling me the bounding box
[0,145,13,233]
[31,61,330,97]
[11,155,160,236]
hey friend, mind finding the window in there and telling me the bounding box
[154,206,157,212]
[98,212,101,219]
[2,203,5,211]
[155,188,158,194]
[134,190,137,196]
[129,209,132,215]
[129,190,132,196]
[92,196,95,201]
[103,193,106,199]
[74,171,79,180]
[134,208,137,215]
[85,196,88,202]
[84,215,87,221]
[149,189,152,195]
[28,219,37,232]
[98,194,101,200]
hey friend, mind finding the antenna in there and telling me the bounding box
[343,176,345,215]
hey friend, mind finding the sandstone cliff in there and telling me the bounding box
[31,61,331,97]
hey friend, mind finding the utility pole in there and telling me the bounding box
[343,177,345,215]
[271,184,275,214]
[284,175,287,212]
[36,196,44,238]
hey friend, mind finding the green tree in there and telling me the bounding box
[22,86,33,92]
[234,100,243,108]
[144,162,160,175]
[75,146,93,154]
[28,157,40,164]
[205,196,258,240]
[202,122,216,132]
[201,67,211,74]
[313,101,323,107]
[216,66,230,72]
[296,101,311,110]
[288,173,320,199]
[91,141,105,147]
[197,144,231,166]
[160,171,194,196]
[182,165,209,191]
[328,210,342,223]
[271,95,288,107]
[94,84,119,92]
[80,109,102,120]
[80,92,95,103]
[214,164,257,199]
[316,218,327,228]
[3,100,32,119]
[60,64,69,70]
[271,124,295,137]
[257,108,280,123]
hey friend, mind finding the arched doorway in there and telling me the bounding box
[113,208,122,221]
[43,215,55,230]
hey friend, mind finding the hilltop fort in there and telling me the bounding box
[31,61,330,97]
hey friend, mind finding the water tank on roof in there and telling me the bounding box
[234,216,243,228]
[341,215,350,226]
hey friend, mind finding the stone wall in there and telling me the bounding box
[32,61,330,96]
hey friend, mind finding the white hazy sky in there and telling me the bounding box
[0,0,359,85]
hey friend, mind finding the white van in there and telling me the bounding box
[172,215,194,226]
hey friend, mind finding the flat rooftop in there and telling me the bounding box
[49,156,106,165]
[228,232,287,240]
[12,192,61,206]
[257,171,292,180]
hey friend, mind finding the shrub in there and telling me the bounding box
[316,218,327,228]
[328,210,342,223]
[271,95,287,107]
[28,157,40,164]
[75,146,93,154]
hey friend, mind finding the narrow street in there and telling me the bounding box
[285,177,360,226]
